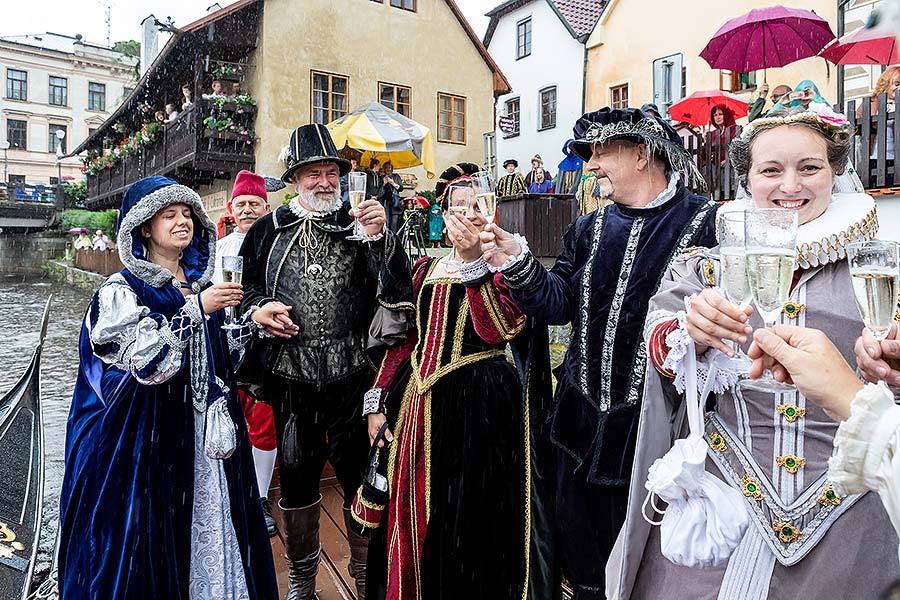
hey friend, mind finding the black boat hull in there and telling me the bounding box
[0,298,50,600]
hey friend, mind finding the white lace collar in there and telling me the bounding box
[720,193,879,269]
[287,195,344,219]
[641,172,681,210]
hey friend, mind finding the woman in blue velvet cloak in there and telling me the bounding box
[58,176,278,599]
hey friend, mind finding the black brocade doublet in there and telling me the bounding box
[267,225,374,383]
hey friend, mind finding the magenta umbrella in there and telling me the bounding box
[701,6,836,81]
[820,25,900,65]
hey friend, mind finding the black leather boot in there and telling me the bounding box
[280,495,322,600]
[343,507,369,599]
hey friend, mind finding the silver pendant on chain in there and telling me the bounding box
[306,263,323,277]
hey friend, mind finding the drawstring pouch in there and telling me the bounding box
[641,298,748,568]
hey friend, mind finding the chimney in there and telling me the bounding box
[140,15,159,77]
[207,3,223,13]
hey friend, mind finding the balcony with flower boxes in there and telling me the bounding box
[71,0,262,210]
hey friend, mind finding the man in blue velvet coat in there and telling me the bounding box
[480,108,719,599]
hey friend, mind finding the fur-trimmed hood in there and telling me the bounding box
[116,175,217,289]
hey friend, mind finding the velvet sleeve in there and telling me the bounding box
[238,216,275,311]
[502,220,580,325]
[466,273,527,344]
[89,277,203,385]
[364,257,429,414]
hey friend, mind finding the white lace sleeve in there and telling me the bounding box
[829,383,900,547]
[662,305,744,396]
[90,279,204,385]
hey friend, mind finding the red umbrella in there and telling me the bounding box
[669,90,749,127]
[701,6,836,80]
[820,25,900,65]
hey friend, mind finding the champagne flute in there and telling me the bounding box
[445,182,472,266]
[848,240,899,340]
[718,211,751,368]
[221,255,243,319]
[347,171,367,241]
[472,171,498,222]
[740,208,798,393]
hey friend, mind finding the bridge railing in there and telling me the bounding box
[0,182,59,204]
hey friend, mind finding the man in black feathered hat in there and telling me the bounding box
[240,123,415,600]
[480,107,719,599]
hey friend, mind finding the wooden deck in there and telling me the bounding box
[267,466,576,600]
[268,464,358,600]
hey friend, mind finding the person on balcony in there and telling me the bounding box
[240,124,415,600]
[212,170,278,538]
[524,153,553,188]
[497,158,527,197]
[857,66,900,187]
[748,83,792,121]
[165,103,180,123]
[789,79,830,112]
[478,107,717,599]
[527,167,554,194]
[181,84,193,110]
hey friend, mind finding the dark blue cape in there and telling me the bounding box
[58,176,277,599]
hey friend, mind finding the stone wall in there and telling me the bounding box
[0,233,68,275]
[43,260,105,294]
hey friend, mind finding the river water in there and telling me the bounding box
[0,275,91,584]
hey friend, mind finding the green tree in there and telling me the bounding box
[112,40,141,80]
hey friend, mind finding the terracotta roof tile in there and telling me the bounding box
[549,0,606,38]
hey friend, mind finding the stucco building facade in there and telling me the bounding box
[0,33,135,191]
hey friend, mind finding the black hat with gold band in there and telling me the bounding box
[279,123,351,183]
[434,162,481,201]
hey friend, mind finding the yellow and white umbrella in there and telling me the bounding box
[327,102,436,178]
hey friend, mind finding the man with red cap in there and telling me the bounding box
[213,169,278,537]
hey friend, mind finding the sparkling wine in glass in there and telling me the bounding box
[740,209,798,393]
[221,255,243,319]
[348,171,367,241]
[718,212,751,310]
[472,171,498,221]
[718,211,752,369]
[445,183,472,266]
[848,240,899,340]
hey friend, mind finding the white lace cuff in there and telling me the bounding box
[363,388,385,416]
[493,234,531,273]
[829,382,900,496]
[360,227,385,243]
[663,305,743,395]
[459,257,492,284]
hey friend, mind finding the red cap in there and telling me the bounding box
[230,170,268,203]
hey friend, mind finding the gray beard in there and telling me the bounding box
[297,186,341,213]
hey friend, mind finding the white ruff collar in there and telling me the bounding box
[721,193,879,269]
[288,195,343,219]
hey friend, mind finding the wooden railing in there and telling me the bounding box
[497,193,579,259]
[75,248,123,277]
[84,102,255,208]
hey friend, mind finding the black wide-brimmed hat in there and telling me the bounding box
[503,159,518,168]
[279,123,351,183]
[568,107,705,189]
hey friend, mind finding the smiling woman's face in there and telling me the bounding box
[142,202,194,257]
[747,125,834,225]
